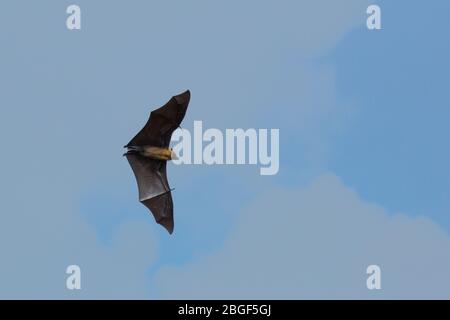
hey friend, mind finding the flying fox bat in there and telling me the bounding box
[124,90,190,234]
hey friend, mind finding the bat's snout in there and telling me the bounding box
[170,149,179,160]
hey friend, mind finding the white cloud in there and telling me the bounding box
[155,174,450,299]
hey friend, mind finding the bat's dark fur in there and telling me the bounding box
[124,90,190,234]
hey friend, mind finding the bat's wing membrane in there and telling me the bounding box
[126,90,190,148]
[142,193,173,234]
[126,154,174,234]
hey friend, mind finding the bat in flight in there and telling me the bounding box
[124,90,191,234]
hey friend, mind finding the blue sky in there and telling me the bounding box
[0,1,449,298]
[331,1,450,228]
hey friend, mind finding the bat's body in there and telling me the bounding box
[126,146,177,161]
[124,90,191,234]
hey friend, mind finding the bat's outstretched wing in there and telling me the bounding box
[126,154,174,234]
[125,90,190,148]
[125,90,190,234]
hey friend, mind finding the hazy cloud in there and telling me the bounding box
[156,174,450,299]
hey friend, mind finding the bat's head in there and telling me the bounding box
[170,148,179,160]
